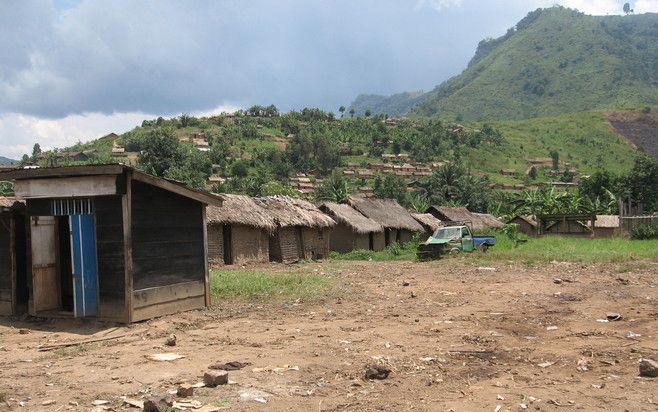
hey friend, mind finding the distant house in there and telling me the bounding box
[98,132,119,142]
[538,214,594,237]
[411,213,442,238]
[347,196,423,246]
[0,165,222,323]
[255,196,335,263]
[319,202,384,252]
[508,215,538,236]
[207,194,276,266]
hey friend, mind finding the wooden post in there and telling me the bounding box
[9,214,16,315]
[122,172,133,323]
[202,205,210,307]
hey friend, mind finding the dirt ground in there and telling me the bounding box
[1,259,657,411]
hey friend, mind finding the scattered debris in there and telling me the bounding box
[41,400,55,406]
[639,359,658,378]
[537,361,555,368]
[252,365,299,373]
[177,383,194,397]
[577,358,589,372]
[122,398,143,408]
[365,364,391,380]
[146,353,186,362]
[143,395,174,412]
[626,331,642,338]
[38,333,131,351]
[477,267,496,272]
[616,277,630,285]
[209,361,250,371]
[91,400,110,406]
[173,400,202,409]
[204,370,229,387]
[164,334,177,347]
[18,329,29,335]
[546,325,559,331]
[239,390,269,404]
[496,395,504,400]
[401,280,410,286]
[553,278,563,284]
[606,312,622,321]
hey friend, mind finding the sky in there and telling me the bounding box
[1,0,657,159]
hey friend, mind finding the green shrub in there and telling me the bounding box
[631,222,658,240]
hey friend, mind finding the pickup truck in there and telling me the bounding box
[417,224,496,260]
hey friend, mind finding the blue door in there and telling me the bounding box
[69,214,99,317]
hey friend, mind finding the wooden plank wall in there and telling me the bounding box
[94,196,126,319]
[131,181,205,290]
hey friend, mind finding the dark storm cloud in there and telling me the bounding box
[0,0,544,118]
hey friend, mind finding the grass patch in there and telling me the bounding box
[210,269,338,301]
[478,234,658,263]
[331,240,420,261]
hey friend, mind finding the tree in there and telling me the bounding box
[315,171,351,203]
[137,128,185,176]
[626,155,658,212]
[21,154,30,164]
[338,106,346,118]
[374,174,407,205]
[364,109,372,118]
[349,108,355,118]
[32,143,42,160]
[623,2,633,14]
[260,181,299,197]
[230,159,250,177]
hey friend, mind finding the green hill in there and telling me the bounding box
[0,156,16,164]
[348,91,425,117]
[414,7,658,121]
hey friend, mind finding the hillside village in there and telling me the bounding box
[0,4,657,412]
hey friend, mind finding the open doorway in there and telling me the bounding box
[222,224,232,265]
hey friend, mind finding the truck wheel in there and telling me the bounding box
[478,244,489,253]
[449,248,461,255]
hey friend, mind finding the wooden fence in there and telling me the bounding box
[619,215,658,235]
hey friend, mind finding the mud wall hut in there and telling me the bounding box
[508,215,538,236]
[256,196,335,263]
[0,197,27,316]
[318,202,384,253]
[0,165,222,323]
[207,194,275,266]
[347,196,423,246]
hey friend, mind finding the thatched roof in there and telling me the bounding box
[207,194,276,231]
[473,213,504,229]
[426,206,473,223]
[347,196,423,232]
[255,196,335,228]
[0,196,23,210]
[318,202,383,234]
[411,213,442,232]
[510,215,538,228]
[593,215,620,228]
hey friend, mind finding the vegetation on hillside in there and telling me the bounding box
[348,91,425,117]
[414,7,658,121]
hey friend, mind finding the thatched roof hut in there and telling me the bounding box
[473,213,504,230]
[426,206,473,224]
[318,202,382,234]
[255,196,336,228]
[412,213,442,236]
[347,196,423,232]
[207,194,276,232]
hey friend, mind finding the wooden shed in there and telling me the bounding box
[0,197,28,316]
[318,202,384,253]
[0,165,222,323]
[411,213,442,239]
[508,215,538,236]
[256,196,335,263]
[207,194,276,266]
[347,196,423,246]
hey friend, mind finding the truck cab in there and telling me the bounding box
[417,224,496,260]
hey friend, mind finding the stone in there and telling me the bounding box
[143,395,174,412]
[164,334,177,347]
[177,384,194,397]
[365,364,391,380]
[639,358,658,378]
[204,370,229,387]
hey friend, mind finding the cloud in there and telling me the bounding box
[416,0,463,11]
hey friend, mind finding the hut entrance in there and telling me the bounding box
[222,224,233,265]
[13,213,29,312]
[384,229,391,246]
[368,232,374,251]
[30,206,100,318]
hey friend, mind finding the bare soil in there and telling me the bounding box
[605,110,658,158]
[1,259,657,411]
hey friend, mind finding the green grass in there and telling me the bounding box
[210,269,338,301]
[331,240,420,261]
[476,234,658,264]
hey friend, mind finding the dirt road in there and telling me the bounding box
[1,259,657,411]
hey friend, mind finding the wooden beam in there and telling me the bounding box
[122,172,133,323]
[132,171,222,206]
[202,205,210,307]
[10,214,16,315]
[1,164,125,180]
[14,175,119,199]
[133,281,205,308]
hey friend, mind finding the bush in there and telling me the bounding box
[631,222,658,240]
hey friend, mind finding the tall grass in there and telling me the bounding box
[210,269,338,301]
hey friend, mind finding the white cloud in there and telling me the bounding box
[417,0,463,10]
[0,104,242,159]
[634,0,658,13]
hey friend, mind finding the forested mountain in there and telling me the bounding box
[0,156,16,164]
[348,91,425,117]
[350,7,658,121]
